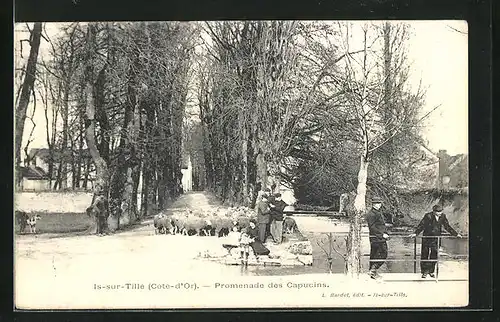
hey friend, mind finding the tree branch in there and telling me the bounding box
[447,25,468,35]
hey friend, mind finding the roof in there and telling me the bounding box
[29,148,92,162]
[20,166,49,180]
[447,154,467,171]
[438,152,468,188]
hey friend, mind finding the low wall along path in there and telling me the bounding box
[15,191,93,213]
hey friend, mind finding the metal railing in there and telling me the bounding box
[284,210,347,218]
[316,233,468,282]
[365,235,468,282]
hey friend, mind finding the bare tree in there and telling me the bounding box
[38,66,59,187]
[334,22,425,277]
[83,22,110,234]
[15,22,43,187]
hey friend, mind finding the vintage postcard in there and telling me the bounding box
[13,20,468,309]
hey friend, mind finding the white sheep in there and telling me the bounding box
[153,213,174,235]
[184,214,206,236]
[213,216,234,237]
[171,211,189,235]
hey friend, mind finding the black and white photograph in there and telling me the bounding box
[13,20,469,309]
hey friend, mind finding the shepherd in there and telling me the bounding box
[256,192,271,244]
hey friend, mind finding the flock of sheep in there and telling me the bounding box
[153,206,258,237]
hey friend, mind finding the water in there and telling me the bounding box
[235,219,468,276]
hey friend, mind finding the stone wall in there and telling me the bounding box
[15,192,93,213]
[399,189,468,233]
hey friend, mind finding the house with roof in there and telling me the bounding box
[19,165,50,191]
[24,147,95,190]
[405,143,468,190]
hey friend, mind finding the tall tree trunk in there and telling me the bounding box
[91,64,114,229]
[241,120,250,206]
[141,105,155,217]
[141,153,149,218]
[120,166,135,225]
[383,22,395,186]
[83,158,90,189]
[158,165,171,210]
[131,162,141,220]
[130,106,142,221]
[76,112,85,188]
[95,69,111,165]
[71,139,76,189]
[140,165,151,217]
[84,23,109,234]
[347,155,369,277]
[201,124,214,190]
[256,151,268,190]
[119,80,140,226]
[110,28,143,226]
[109,151,126,228]
[48,156,54,188]
[54,161,63,190]
[15,22,43,188]
[60,81,70,189]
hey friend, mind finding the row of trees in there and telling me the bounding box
[16,21,433,277]
[192,21,429,202]
[190,21,429,276]
[15,22,197,231]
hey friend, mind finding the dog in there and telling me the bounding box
[218,227,229,237]
[200,219,216,236]
[27,214,42,234]
[15,210,28,233]
[283,217,298,234]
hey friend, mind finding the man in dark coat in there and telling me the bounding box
[269,193,288,244]
[245,219,260,240]
[410,204,462,278]
[366,196,389,279]
[266,188,275,204]
[256,193,271,244]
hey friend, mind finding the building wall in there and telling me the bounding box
[21,179,50,192]
[33,156,49,172]
[181,157,193,192]
[15,191,93,212]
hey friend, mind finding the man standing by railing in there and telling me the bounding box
[366,196,389,279]
[409,204,462,278]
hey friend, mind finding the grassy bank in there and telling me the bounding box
[15,212,92,235]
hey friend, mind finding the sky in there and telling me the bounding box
[407,20,468,156]
[15,20,468,157]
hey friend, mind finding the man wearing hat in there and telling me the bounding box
[366,196,389,279]
[409,204,462,278]
[256,193,271,244]
[269,192,288,244]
